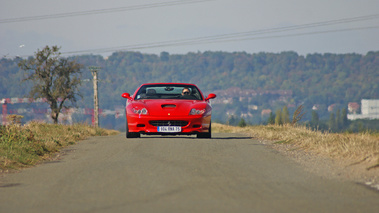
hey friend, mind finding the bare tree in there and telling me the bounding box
[18,46,83,124]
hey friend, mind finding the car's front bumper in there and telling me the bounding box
[126,113,211,135]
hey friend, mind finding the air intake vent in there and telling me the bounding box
[149,120,188,127]
[161,104,176,108]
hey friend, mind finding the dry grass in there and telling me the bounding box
[0,121,119,170]
[213,123,379,169]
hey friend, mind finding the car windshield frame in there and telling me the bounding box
[134,84,203,100]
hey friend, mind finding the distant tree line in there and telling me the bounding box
[267,105,304,126]
[1,50,378,128]
[307,108,378,133]
[309,108,348,132]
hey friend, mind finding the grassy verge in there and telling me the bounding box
[0,121,119,171]
[213,123,379,169]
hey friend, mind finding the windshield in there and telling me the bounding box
[135,84,203,100]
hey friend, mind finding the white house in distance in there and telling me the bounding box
[348,99,379,120]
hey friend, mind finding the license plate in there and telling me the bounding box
[158,126,181,132]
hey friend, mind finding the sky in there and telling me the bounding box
[0,0,378,58]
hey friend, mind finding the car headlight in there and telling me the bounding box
[132,107,148,115]
[189,108,206,115]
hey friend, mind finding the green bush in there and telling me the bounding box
[238,118,247,127]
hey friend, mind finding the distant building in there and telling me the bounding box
[347,102,360,114]
[226,110,236,116]
[261,109,272,116]
[211,88,292,104]
[348,99,379,120]
[248,105,258,110]
[361,99,379,115]
[328,104,337,112]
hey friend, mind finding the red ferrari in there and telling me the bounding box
[121,83,216,138]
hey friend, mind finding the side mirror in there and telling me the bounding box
[205,93,216,101]
[121,93,133,100]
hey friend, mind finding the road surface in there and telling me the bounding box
[1,133,378,213]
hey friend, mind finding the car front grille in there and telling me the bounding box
[149,120,189,127]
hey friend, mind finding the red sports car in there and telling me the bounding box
[121,83,216,138]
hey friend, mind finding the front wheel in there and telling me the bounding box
[197,122,211,138]
[126,117,140,138]
[126,131,140,138]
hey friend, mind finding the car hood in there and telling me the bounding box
[131,99,208,116]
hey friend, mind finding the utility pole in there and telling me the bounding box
[89,66,101,128]
[1,100,7,125]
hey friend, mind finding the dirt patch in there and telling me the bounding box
[258,139,379,191]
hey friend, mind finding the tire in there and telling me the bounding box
[197,122,211,138]
[126,117,140,138]
[127,132,140,138]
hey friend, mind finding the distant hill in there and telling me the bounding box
[1,51,378,125]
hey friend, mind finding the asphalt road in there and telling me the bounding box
[1,133,378,213]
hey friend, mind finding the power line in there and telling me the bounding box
[189,14,379,42]
[0,0,214,24]
[56,14,379,55]
[196,26,379,45]
[8,13,379,57]
[58,26,378,55]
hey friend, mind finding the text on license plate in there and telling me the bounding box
[158,126,181,132]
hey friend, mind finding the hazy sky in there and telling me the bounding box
[1,0,378,57]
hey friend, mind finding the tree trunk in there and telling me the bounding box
[51,112,58,124]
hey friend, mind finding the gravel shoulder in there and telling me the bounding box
[259,138,379,191]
